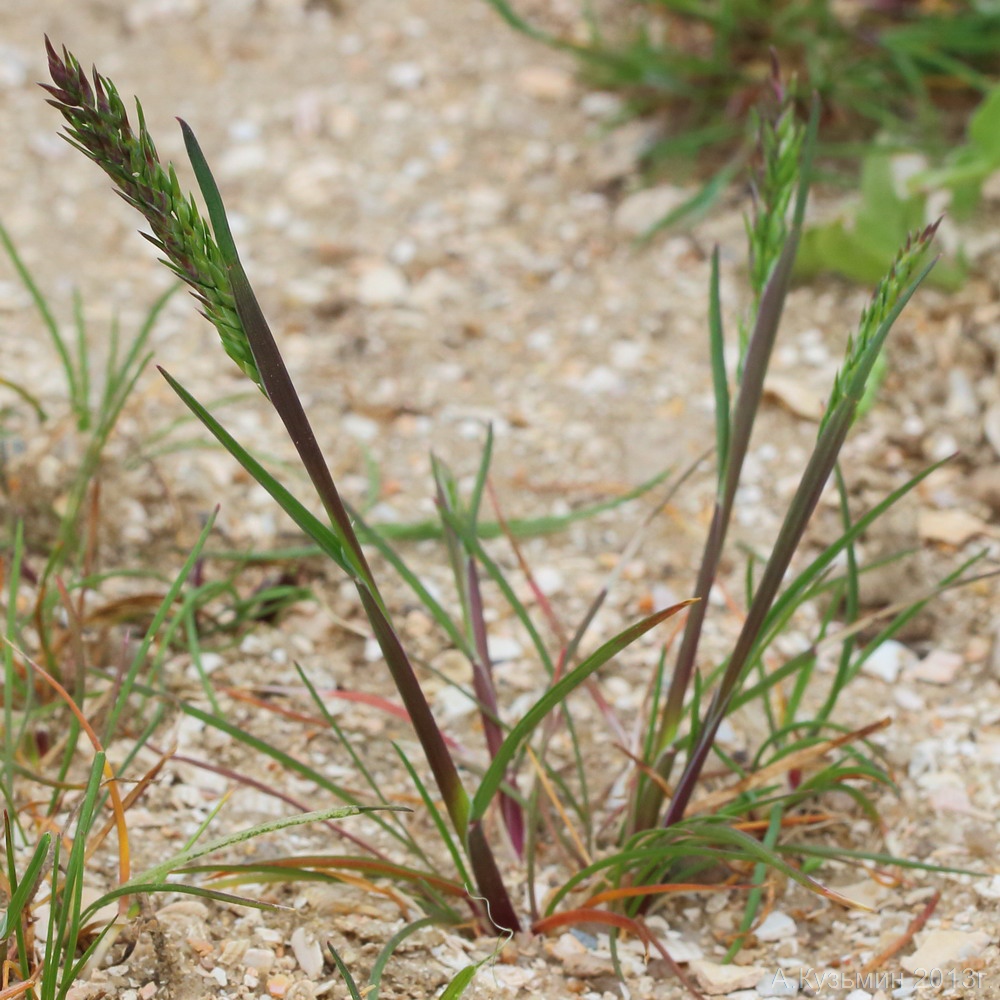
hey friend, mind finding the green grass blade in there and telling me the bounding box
[393,746,473,892]
[327,942,364,1000]
[159,368,352,572]
[129,806,395,888]
[0,216,77,409]
[439,963,481,1000]
[367,917,436,1000]
[707,247,729,483]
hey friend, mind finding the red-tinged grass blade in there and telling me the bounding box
[157,747,402,861]
[471,599,695,823]
[436,503,555,675]
[466,817,520,932]
[533,907,654,941]
[221,684,465,753]
[581,881,747,909]
[466,562,525,856]
[432,449,525,857]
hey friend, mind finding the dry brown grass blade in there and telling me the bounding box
[859,889,940,975]
[4,638,131,893]
[582,881,748,909]
[86,747,174,860]
[526,745,591,867]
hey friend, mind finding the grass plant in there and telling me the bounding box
[22,36,991,996]
[485,0,1000,167]
[485,0,1000,261]
[1,506,386,1000]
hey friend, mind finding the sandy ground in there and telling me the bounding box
[2,1,999,998]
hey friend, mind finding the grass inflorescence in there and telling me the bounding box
[3,35,990,1000]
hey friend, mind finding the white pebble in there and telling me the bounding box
[356,264,409,306]
[755,910,797,941]
[861,640,914,684]
[387,62,425,90]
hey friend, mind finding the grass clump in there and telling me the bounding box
[485,0,1000,168]
[22,36,990,996]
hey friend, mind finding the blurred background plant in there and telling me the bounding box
[485,0,1000,281]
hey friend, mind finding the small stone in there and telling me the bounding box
[355,263,409,306]
[243,948,276,974]
[410,269,465,308]
[900,929,991,974]
[690,959,766,994]
[267,973,290,998]
[917,508,990,546]
[861,640,914,684]
[490,635,523,662]
[924,775,975,814]
[291,927,324,979]
[614,184,692,236]
[0,44,29,88]
[464,185,509,226]
[764,375,824,421]
[968,465,1000,515]
[387,62,424,90]
[532,565,564,595]
[756,969,799,996]
[845,991,873,1000]
[515,65,575,101]
[754,911,797,941]
[907,648,963,685]
[946,368,979,419]
[892,687,925,712]
[580,91,625,118]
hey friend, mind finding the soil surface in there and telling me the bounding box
[2,2,999,999]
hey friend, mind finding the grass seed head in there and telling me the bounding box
[42,38,262,388]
